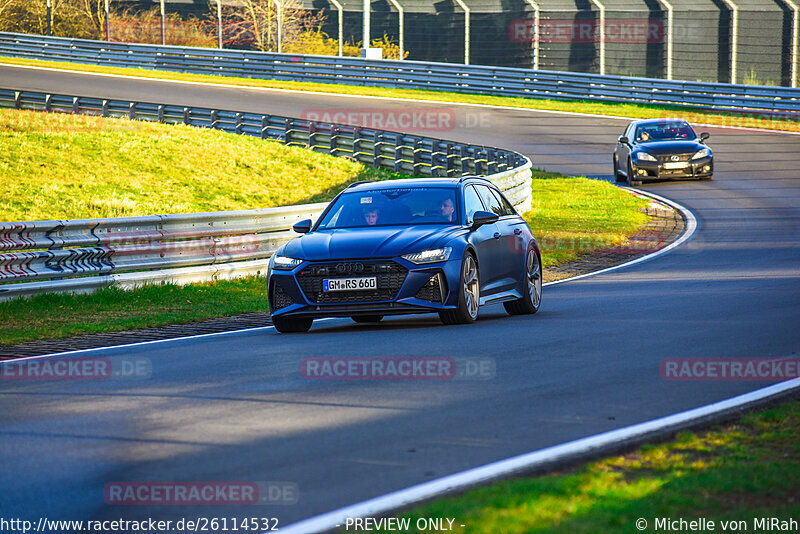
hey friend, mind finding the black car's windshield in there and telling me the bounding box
[635,121,697,142]
[317,187,460,229]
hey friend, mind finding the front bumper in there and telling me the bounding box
[268,257,462,318]
[631,156,713,180]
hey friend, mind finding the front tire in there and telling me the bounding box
[272,316,313,333]
[504,248,542,315]
[439,253,480,325]
[613,156,625,183]
[626,159,642,187]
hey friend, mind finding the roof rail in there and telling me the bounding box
[458,175,492,183]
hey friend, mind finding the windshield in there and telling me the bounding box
[635,121,697,142]
[317,187,460,229]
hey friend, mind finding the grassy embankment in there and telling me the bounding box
[2,55,799,133]
[384,399,800,533]
[0,109,648,345]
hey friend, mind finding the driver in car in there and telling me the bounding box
[363,207,380,226]
[440,197,455,222]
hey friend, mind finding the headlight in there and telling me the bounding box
[633,151,657,162]
[271,255,303,270]
[691,148,711,160]
[402,247,452,264]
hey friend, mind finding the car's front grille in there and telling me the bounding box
[296,261,408,304]
[658,153,693,163]
[415,273,445,303]
[270,277,296,310]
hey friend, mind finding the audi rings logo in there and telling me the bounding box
[336,263,364,274]
[670,155,680,161]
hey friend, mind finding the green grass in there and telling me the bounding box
[0,277,269,346]
[525,169,649,268]
[378,400,800,533]
[3,55,799,134]
[0,108,403,221]
[0,109,649,345]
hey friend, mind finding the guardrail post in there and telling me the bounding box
[158,105,165,123]
[460,145,469,174]
[210,110,219,129]
[45,94,52,113]
[353,128,362,161]
[72,97,80,114]
[183,107,190,124]
[446,143,456,177]
[394,136,404,172]
[102,100,109,117]
[330,126,339,156]
[487,149,497,174]
[373,133,382,168]
[413,139,422,175]
[284,118,292,145]
[129,102,136,120]
[261,116,270,139]
[308,122,316,151]
[14,91,21,110]
[235,112,243,135]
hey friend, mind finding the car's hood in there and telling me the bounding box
[282,225,466,261]
[636,140,705,155]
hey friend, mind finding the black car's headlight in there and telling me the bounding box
[633,151,657,162]
[402,247,453,264]
[272,254,303,270]
[691,148,712,160]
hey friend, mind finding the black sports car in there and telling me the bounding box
[613,118,713,186]
[266,177,542,333]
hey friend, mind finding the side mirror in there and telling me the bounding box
[471,210,499,229]
[293,219,312,234]
[618,136,630,145]
[699,132,710,142]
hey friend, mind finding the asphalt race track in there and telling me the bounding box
[1,64,799,527]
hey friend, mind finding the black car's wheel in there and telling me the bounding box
[439,253,480,325]
[613,156,625,183]
[626,159,642,187]
[272,316,313,333]
[504,248,542,315]
[351,315,384,323]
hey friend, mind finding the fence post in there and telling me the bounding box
[14,91,21,110]
[394,135,404,172]
[211,110,219,129]
[353,128,362,162]
[183,107,190,124]
[413,139,422,175]
[158,105,165,123]
[102,100,109,117]
[308,122,316,150]
[235,113,243,134]
[330,126,339,156]
[460,144,469,174]
[128,102,136,120]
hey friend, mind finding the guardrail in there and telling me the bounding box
[2,32,800,113]
[0,87,532,301]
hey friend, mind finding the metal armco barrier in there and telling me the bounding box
[0,88,532,301]
[2,32,799,113]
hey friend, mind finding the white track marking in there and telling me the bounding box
[276,378,800,534]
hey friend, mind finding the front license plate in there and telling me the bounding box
[323,277,377,292]
[664,161,688,169]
